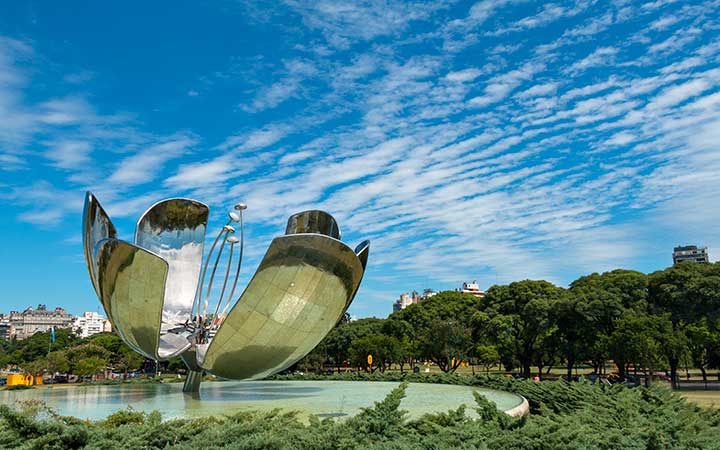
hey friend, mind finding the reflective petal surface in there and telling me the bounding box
[285,210,341,239]
[135,199,209,357]
[199,234,365,379]
[95,238,168,360]
[355,240,370,270]
[82,192,117,298]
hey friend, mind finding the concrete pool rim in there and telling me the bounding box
[505,396,530,417]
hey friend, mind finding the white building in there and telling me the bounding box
[673,245,709,265]
[73,312,111,338]
[10,305,74,340]
[0,314,12,340]
[393,291,420,312]
[458,281,485,298]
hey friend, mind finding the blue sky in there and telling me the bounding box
[1,1,719,318]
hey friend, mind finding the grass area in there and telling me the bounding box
[384,363,720,380]
[679,390,720,408]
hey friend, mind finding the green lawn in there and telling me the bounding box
[679,390,720,408]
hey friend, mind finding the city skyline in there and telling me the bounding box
[1,1,719,318]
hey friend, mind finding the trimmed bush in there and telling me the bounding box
[1,374,719,449]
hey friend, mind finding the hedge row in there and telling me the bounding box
[1,374,719,449]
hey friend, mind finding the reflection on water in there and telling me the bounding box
[0,380,523,421]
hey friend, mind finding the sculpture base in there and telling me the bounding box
[182,370,203,393]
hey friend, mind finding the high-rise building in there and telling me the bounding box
[393,291,420,312]
[10,305,74,340]
[673,245,709,265]
[458,281,485,298]
[73,311,112,338]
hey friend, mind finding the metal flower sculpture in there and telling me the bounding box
[82,192,369,392]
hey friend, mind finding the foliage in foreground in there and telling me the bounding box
[2,375,720,449]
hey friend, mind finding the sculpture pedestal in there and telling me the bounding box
[183,370,203,393]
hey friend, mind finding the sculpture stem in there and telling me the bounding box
[182,370,203,393]
[220,211,244,321]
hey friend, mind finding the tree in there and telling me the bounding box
[87,333,125,355]
[604,313,681,384]
[389,291,480,372]
[23,358,47,376]
[381,320,415,371]
[569,269,649,375]
[296,350,325,373]
[390,291,479,331]
[483,280,564,377]
[685,319,719,382]
[14,328,78,365]
[75,356,108,381]
[475,344,500,373]
[648,262,720,386]
[348,335,402,372]
[554,293,595,380]
[46,350,70,375]
[116,351,144,378]
[418,319,472,373]
[69,343,111,377]
[648,263,720,325]
[321,318,385,371]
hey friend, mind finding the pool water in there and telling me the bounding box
[0,380,524,421]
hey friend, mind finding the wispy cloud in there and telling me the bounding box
[564,47,619,75]
[44,140,93,169]
[241,59,317,112]
[3,0,720,315]
[286,0,443,49]
[108,136,196,187]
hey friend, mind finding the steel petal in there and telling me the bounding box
[82,192,117,299]
[355,240,370,270]
[95,238,168,360]
[285,210,341,239]
[135,198,209,332]
[199,234,365,379]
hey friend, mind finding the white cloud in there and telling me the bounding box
[445,68,483,82]
[516,82,559,99]
[241,59,317,112]
[285,0,441,48]
[565,47,619,75]
[165,155,234,189]
[442,0,521,52]
[19,208,65,226]
[649,15,679,30]
[44,140,92,169]
[244,127,288,150]
[469,62,544,107]
[649,27,700,54]
[109,136,196,186]
[648,78,712,109]
[242,79,301,112]
[38,97,97,125]
[218,125,290,152]
[4,0,720,316]
[493,1,590,34]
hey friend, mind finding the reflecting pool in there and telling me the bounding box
[0,380,525,421]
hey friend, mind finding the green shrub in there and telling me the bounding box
[1,375,719,449]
